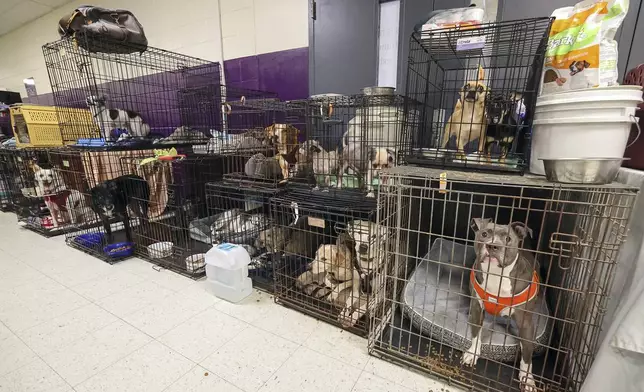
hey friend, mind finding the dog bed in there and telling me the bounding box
[402,238,551,363]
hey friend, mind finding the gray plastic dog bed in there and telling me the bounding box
[402,238,551,363]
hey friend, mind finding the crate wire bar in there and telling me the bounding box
[43,38,222,146]
[368,166,637,392]
[403,18,552,173]
[0,148,19,211]
[205,181,285,291]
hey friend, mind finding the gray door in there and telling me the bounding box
[309,0,379,95]
[397,0,468,92]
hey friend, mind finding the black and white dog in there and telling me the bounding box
[86,96,151,140]
[90,175,150,243]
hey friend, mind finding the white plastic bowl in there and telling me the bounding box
[185,253,206,273]
[147,242,173,259]
[530,116,639,175]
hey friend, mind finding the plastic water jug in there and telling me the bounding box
[205,243,253,303]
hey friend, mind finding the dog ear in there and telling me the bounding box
[265,124,275,136]
[510,222,533,239]
[584,60,590,67]
[385,148,396,161]
[470,218,490,233]
[30,162,41,173]
[309,144,322,154]
[477,65,485,81]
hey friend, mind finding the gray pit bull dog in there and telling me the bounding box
[464,218,541,392]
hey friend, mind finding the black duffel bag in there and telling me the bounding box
[58,6,148,53]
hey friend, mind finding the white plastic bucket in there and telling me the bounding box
[530,116,640,175]
[537,85,643,104]
[535,103,639,120]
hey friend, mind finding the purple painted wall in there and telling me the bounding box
[224,47,308,101]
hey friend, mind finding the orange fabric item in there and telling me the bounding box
[470,269,539,316]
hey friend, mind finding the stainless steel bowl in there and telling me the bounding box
[539,158,628,184]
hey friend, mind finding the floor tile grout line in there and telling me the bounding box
[0,322,76,391]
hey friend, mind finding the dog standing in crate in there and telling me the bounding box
[32,164,91,227]
[86,95,151,140]
[90,175,150,243]
[465,218,541,391]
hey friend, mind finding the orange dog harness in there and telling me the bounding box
[470,270,539,316]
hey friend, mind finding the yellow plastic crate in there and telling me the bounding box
[10,104,98,148]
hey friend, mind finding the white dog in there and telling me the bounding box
[86,95,151,140]
[338,131,396,197]
[32,164,89,228]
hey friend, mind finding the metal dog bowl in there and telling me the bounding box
[540,158,628,184]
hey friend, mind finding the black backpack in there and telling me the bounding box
[58,6,148,53]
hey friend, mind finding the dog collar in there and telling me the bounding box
[470,269,539,316]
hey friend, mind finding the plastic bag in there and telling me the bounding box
[416,7,485,32]
[540,0,629,95]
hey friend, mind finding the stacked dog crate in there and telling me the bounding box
[203,88,308,288]
[38,35,225,268]
[265,90,421,335]
[358,15,641,392]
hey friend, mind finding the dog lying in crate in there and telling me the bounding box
[295,220,389,328]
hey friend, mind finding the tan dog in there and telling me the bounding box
[442,66,489,159]
[265,124,300,180]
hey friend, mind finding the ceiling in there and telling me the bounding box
[0,0,71,37]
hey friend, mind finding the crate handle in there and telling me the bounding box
[549,232,582,270]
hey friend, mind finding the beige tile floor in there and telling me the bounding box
[0,212,463,392]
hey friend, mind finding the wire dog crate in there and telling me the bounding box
[297,93,420,198]
[3,148,87,236]
[213,88,308,188]
[270,188,408,336]
[205,181,286,291]
[61,147,180,262]
[118,154,225,277]
[368,167,637,392]
[0,148,19,211]
[42,38,222,147]
[403,18,552,173]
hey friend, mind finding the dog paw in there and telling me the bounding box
[338,307,359,328]
[519,374,537,392]
[460,351,478,367]
[366,191,375,198]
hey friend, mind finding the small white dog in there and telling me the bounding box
[338,141,396,197]
[32,164,89,228]
[86,95,151,140]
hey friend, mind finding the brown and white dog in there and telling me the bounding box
[265,124,300,180]
[465,218,541,391]
[32,164,89,228]
[443,66,489,159]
